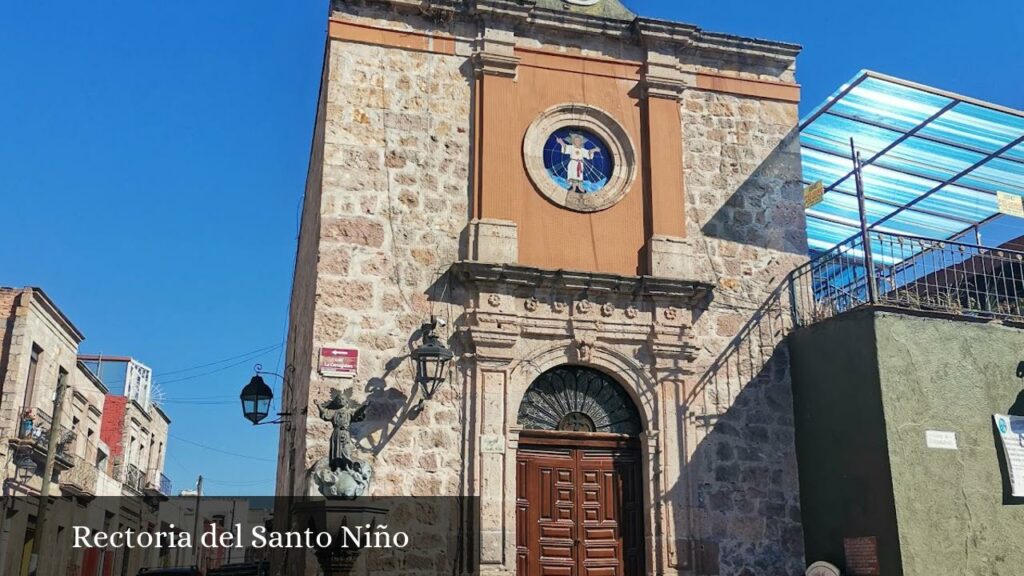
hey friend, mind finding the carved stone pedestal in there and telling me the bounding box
[292,501,389,576]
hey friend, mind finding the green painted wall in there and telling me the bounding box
[791,309,1024,576]
[875,312,1024,576]
[790,309,903,574]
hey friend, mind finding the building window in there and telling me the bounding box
[22,344,42,411]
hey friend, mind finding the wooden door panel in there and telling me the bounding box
[519,446,578,576]
[518,437,645,576]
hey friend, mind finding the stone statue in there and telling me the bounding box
[311,388,372,499]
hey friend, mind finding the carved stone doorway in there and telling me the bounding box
[515,366,645,576]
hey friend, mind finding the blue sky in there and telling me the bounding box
[1,0,1021,495]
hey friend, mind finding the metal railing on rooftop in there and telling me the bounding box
[791,229,1024,327]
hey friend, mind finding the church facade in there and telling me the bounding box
[279,0,809,574]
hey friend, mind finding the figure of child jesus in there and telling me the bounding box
[556,134,600,194]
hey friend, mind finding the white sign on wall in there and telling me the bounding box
[994,414,1024,497]
[925,430,958,450]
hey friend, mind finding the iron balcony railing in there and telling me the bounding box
[144,471,172,495]
[159,472,172,495]
[17,409,77,461]
[791,230,1024,327]
[115,463,146,493]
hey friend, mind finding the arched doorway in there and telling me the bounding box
[515,365,645,576]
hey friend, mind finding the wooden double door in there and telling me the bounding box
[516,433,645,576]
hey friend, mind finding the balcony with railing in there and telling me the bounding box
[115,462,146,494]
[159,472,172,495]
[11,409,77,471]
[62,454,99,495]
[145,472,172,496]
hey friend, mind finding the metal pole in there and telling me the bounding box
[851,139,878,303]
[0,483,10,574]
[32,369,69,571]
[228,498,237,564]
[192,475,203,566]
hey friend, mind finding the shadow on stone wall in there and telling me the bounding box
[700,128,807,256]
[352,322,435,457]
[668,280,805,574]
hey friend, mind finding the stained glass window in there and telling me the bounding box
[543,128,614,194]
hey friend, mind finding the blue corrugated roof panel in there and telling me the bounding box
[800,71,1024,260]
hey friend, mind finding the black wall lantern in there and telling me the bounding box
[239,364,293,426]
[240,373,274,425]
[411,316,454,401]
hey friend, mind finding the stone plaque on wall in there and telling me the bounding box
[843,536,880,575]
[480,434,505,454]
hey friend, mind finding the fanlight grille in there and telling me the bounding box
[517,366,642,435]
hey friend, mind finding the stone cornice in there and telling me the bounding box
[335,1,801,65]
[635,17,800,65]
[474,51,520,77]
[451,261,714,304]
[470,0,535,20]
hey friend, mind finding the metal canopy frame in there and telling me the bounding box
[800,70,1024,258]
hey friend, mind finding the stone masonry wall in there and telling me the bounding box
[286,3,810,573]
[0,289,81,445]
[300,37,473,496]
[675,89,808,574]
[277,63,327,499]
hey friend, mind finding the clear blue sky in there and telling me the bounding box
[1,0,1021,495]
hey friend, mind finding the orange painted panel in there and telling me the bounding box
[479,61,648,276]
[328,19,455,55]
[645,96,686,237]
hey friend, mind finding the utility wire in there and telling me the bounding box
[170,434,277,463]
[155,343,284,376]
[154,350,280,386]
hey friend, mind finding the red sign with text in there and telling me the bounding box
[319,347,359,378]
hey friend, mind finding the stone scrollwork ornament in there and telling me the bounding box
[625,305,639,319]
[311,388,372,499]
[487,294,502,308]
[601,302,615,317]
[576,299,592,314]
[574,334,597,363]
[524,297,539,312]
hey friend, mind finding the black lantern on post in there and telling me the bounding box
[240,374,273,425]
[411,316,454,401]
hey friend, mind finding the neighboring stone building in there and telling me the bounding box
[84,355,172,497]
[0,288,174,576]
[278,1,809,574]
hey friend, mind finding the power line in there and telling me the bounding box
[155,343,284,376]
[155,351,279,386]
[203,478,275,486]
[95,344,282,390]
[170,434,277,463]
